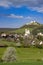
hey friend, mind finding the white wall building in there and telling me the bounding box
[1,33,6,37]
[39,41,43,45]
[37,32,43,36]
[24,29,30,37]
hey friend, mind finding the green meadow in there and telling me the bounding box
[0,61,43,65]
[0,46,43,65]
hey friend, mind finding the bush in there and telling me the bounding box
[35,44,42,49]
[37,35,43,41]
[2,47,16,62]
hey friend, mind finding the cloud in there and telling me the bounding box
[25,16,31,19]
[30,7,43,13]
[7,14,32,19]
[0,13,36,21]
[0,0,12,8]
[7,14,24,19]
[0,13,32,19]
[0,0,43,12]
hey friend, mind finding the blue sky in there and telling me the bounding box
[0,0,43,28]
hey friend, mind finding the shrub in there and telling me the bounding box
[2,47,16,62]
[35,44,42,49]
[37,35,43,41]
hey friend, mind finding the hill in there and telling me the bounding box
[0,28,18,34]
[0,21,42,34]
[26,21,40,25]
[14,21,41,34]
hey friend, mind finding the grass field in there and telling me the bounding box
[0,61,43,65]
[0,47,43,65]
[16,48,43,61]
[0,39,43,65]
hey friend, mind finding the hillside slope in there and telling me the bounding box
[14,21,41,34]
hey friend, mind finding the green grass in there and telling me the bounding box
[0,47,43,61]
[0,43,43,65]
[0,61,43,65]
[0,39,16,46]
[0,48,6,59]
[16,47,43,62]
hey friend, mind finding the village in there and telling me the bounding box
[0,28,43,48]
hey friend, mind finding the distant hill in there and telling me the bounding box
[21,21,40,28]
[14,21,42,34]
[0,21,43,34]
[0,28,18,33]
[26,21,40,25]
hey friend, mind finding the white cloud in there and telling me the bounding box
[31,7,43,13]
[6,14,32,20]
[8,14,24,19]
[8,14,32,19]
[25,16,31,19]
[0,0,12,8]
[0,0,43,12]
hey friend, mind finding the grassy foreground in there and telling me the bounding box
[0,47,43,65]
[0,61,43,65]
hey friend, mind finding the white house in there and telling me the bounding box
[31,41,35,45]
[24,29,30,37]
[37,32,43,36]
[1,33,6,37]
[39,41,43,45]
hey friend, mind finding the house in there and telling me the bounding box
[37,32,43,36]
[1,33,6,38]
[39,41,43,45]
[31,41,35,45]
[24,29,30,37]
